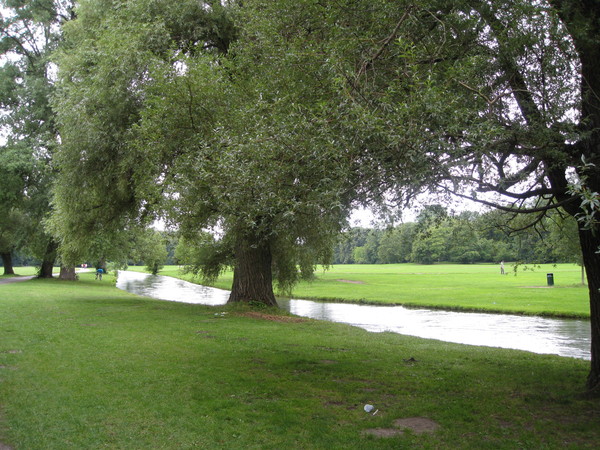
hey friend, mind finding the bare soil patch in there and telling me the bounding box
[336,279,365,284]
[318,359,338,365]
[363,428,404,438]
[238,311,307,323]
[393,417,440,433]
[363,417,440,438]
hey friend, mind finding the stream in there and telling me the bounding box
[116,270,591,360]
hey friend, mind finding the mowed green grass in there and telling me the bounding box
[158,263,589,318]
[0,273,598,448]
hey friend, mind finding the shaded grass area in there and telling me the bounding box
[158,263,589,318]
[1,274,598,448]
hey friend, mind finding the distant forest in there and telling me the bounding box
[333,206,581,265]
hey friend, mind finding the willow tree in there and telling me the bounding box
[50,0,177,268]
[52,0,353,305]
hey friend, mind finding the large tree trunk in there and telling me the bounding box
[579,226,600,392]
[228,238,277,306]
[578,21,600,393]
[1,252,15,275]
[59,266,77,281]
[550,1,600,393]
[38,240,58,278]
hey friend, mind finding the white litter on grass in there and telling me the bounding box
[364,404,379,415]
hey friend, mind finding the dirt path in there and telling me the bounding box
[0,276,35,285]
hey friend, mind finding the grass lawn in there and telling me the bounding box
[157,263,590,318]
[0,273,598,448]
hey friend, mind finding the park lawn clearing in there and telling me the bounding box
[159,263,589,318]
[0,273,599,448]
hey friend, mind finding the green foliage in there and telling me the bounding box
[0,209,27,258]
[352,246,367,264]
[376,228,404,264]
[0,145,33,209]
[128,229,167,275]
[50,0,237,266]
[334,208,581,265]
[174,231,232,282]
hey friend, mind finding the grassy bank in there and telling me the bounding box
[157,263,589,318]
[0,273,598,448]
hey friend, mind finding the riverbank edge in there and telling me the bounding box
[276,295,591,320]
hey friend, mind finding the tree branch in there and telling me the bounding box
[356,8,413,80]
[435,182,578,214]
[473,1,546,127]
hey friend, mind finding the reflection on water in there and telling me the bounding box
[116,270,230,306]
[116,270,591,360]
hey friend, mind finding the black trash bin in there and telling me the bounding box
[547,273,554,286]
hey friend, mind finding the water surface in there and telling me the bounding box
[116,270,230,305]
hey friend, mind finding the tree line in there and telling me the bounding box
[334,207,581,266]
